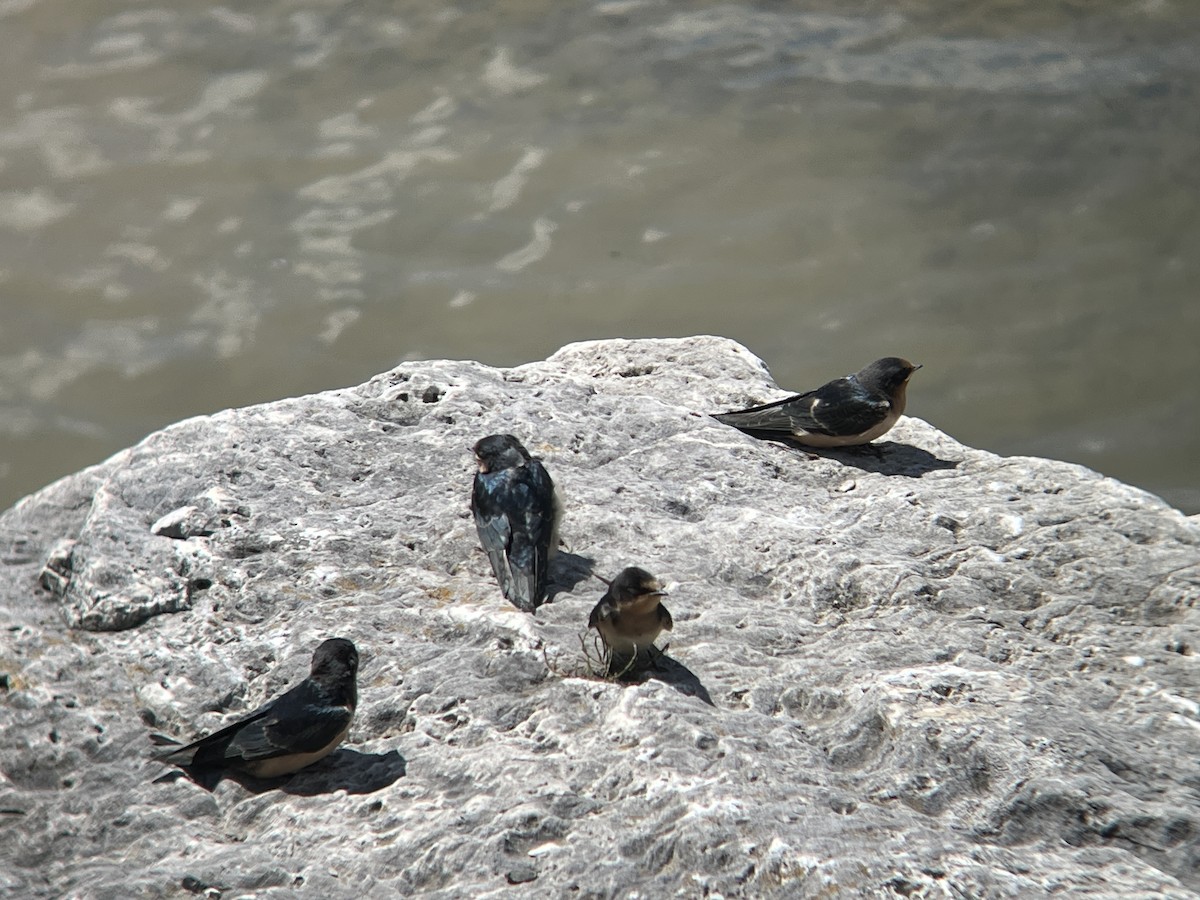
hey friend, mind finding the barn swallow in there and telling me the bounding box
[713,357,921,447]
[155,638,358,779]
[471,434,560,612]
[588,567,672,674]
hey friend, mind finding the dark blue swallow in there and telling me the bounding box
[471,434,559,612]
[714,357,921,447]
[154,638,358,779]
[588,567,672,674]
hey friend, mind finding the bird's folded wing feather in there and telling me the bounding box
[716,377,888,437]
[223,699,352,762]
[805,378,890,435]
[713,389,819,433]
[505,463,556,607]
[588,598,617,629]
[156,701,277,767]
[472,474,517,597]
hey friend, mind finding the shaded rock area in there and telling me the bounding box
[0,336,1197,898]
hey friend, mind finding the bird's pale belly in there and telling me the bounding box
[599,608,666,655]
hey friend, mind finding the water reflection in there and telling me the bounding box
[1,0,1196,511]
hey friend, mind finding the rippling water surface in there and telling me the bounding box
[2,0,1198,511]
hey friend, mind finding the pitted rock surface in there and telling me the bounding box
[1,336,1197,897]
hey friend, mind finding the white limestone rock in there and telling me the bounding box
[0,336,1197,897]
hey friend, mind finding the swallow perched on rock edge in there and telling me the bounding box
[471,433,560,612]
[713,357,921,447]
[154,637,358,779]
[588,567,673,675]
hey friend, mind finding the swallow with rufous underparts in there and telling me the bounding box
[588,567,672,675]
[471,433,560,612]
[153,637,358,780]
[713,357,921,447]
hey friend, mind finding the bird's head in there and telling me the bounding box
[472,434,532,473]
[311,637,359,679]
[610,566,668,604]
[860,357,921,394]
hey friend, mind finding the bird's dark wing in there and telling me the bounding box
[715,376,889,437]
[472,471,517,599]
[157,681,351,769]
[713,388,819,434]
[504,460,556,610]
[220,704,352,766]
[156,699,276,768]
[588,596,617,629]
[658,603,673,632]
[805,376,890,436]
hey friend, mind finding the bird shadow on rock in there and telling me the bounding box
[282,748,406,796]
[152,748,406,796]
[818,441,959,477]
[632,651,715,707]
[546,551,596,602]
[756,436,959,477]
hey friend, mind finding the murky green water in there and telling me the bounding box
[2,0,1198,511]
